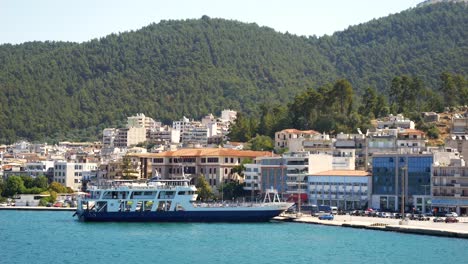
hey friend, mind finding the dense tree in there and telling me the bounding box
[49,182,69,194]
[218,182,245,200]
[3,176,24,197]
[248,135,274,151]
[195,176,213,201]
[331,79,354,115]
[0,3,466,143]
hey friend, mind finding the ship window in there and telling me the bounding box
[178,191,186,195]
[157,201,170,211]
[144,201,153,211]
[136,201,143,211]
[96,201,107,212]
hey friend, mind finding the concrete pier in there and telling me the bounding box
[275,214,468,239]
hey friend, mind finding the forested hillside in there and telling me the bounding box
[0,2,466,143]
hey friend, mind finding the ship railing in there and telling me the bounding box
[88,185,192,191]
[191,201,284,208]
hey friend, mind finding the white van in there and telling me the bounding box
[331,206,338,215]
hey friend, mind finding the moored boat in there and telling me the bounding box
[74,178,293,222]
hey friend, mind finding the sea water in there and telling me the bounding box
[0,211,467,264]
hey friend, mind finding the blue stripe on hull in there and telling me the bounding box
[79,210,283,222]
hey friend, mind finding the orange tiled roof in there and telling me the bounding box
[279,129,319,135]
[129,148,275,158]
[398,129,425,135]
[310,170,370,176]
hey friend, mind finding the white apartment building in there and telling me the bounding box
[396,129,427,152]
[244,162,262,194]
[308,170,371,210]
[181,126,209,146]
[221,109,237,123]
[103,128,117,147]
[332,149,355,170]
[275,129,320,150]
[53,161,98,191]
[283,152,333,195]
[114,126,146,148]
[25,161,54,177]
[451,113,468,134]
[377,114,415,129]
[147,126,180,144]
[127,113,160,130]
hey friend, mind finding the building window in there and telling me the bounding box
[201,158,206,163]
[207,158,219,163]
[153,158,163,163]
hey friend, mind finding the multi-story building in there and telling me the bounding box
[308,170,371,210]
[396,129,427,153]
[130,148,273,191]
[181,126,209,146]
[332,149,355,170]
[289,133,334,154]
[255,152,333,200]
[244,161,262,196]
[377,114,415,129]
[451,113,468,134]
[25,161,54,177]
[102,128,117,147]
[445,135,468,164]
[444,112,468,164]
[371,153,433,213]
[220,109,237,124]
[127,113,160,131]
[432,157,468,215]
[274,129,319,150]
[367,128,398,156]
[53,161,98,191]
[259,156,287,195]
[335,133,367,170]
[147,126,180,145]
[114,126,146,148]
[283,152,333,196]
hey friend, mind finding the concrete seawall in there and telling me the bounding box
[276,214,468,239]
[0,206,75,211]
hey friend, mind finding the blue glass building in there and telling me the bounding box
[372,154,433,212]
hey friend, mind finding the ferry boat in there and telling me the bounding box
[74,178,293,222]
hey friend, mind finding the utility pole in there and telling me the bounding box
[401,166,407,219]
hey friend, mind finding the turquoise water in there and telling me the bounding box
[1,211,467,264]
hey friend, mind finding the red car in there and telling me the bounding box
[445,216,459,223]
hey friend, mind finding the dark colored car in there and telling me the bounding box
[445,216,459,223]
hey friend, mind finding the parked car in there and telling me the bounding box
[445,216,459,223]
[433,217,445,222]
[415,214,430,221]
[318,214,334,220]
[445,212,458,217]
[391,213,402,219]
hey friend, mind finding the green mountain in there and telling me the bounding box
[0,3,466,143]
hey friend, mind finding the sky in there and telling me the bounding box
[0,0,423,45]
